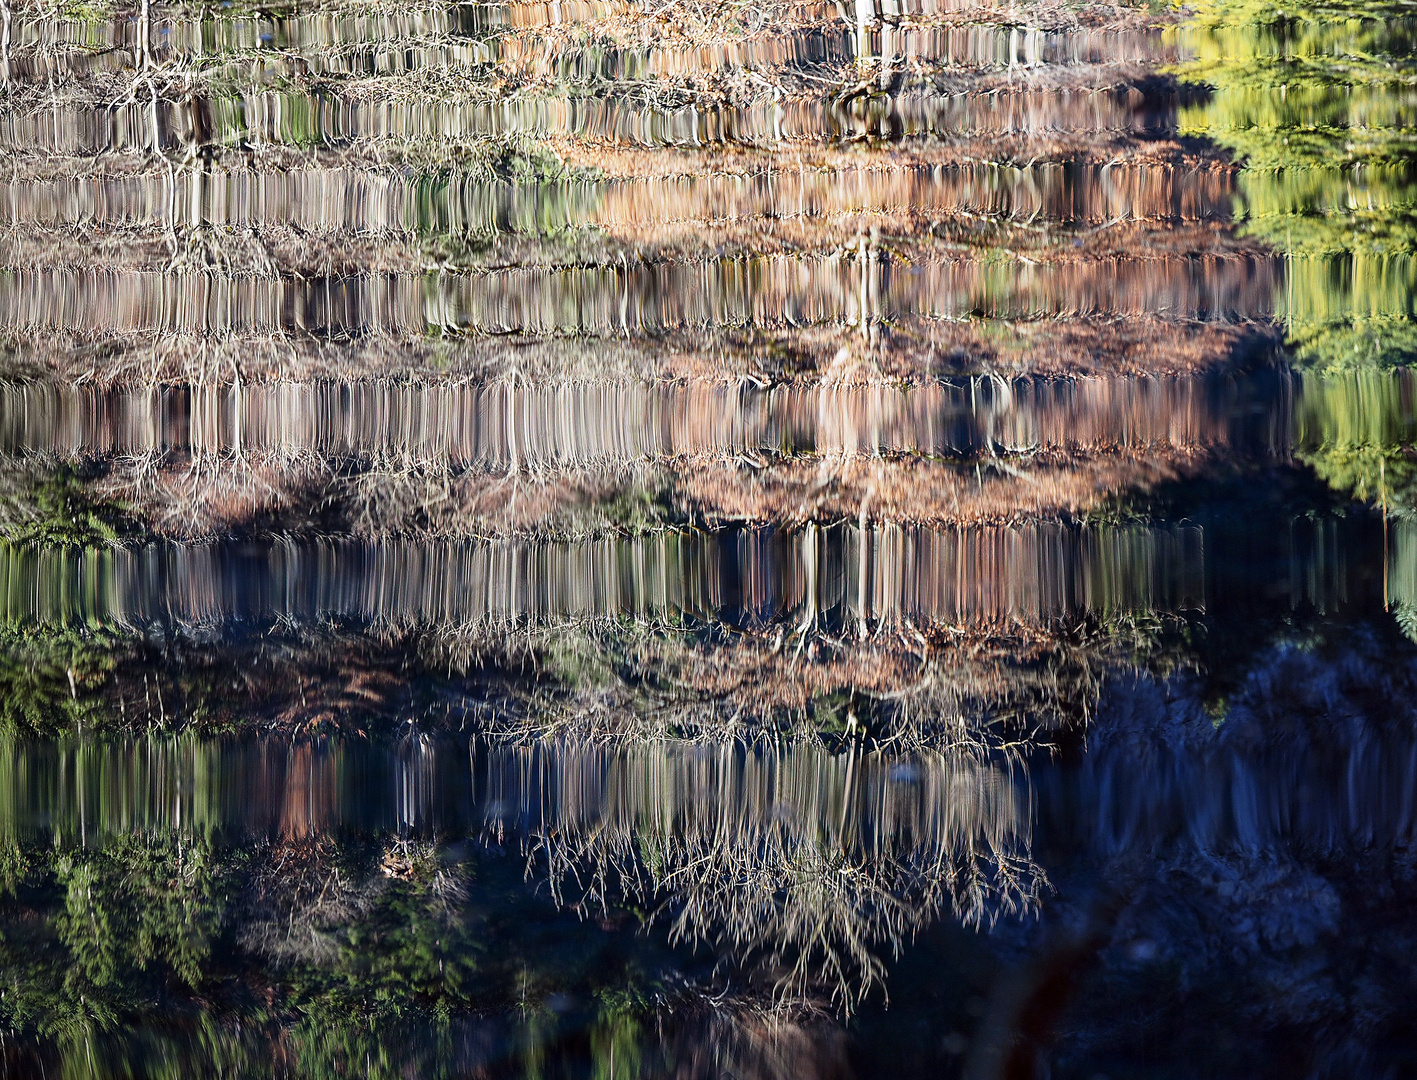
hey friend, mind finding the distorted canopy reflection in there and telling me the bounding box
[0,737,1039,1009]
[5,637,1417,1078]
[5,0,1417,1075]
[1179,0,1417,368]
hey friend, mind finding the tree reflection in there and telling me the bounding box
[1179,0,1417,368]
[485,739,1041,1009]
[0,734,1040,1075]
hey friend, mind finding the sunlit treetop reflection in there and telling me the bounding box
[1177,0,1417,369]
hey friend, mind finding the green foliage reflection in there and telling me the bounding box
[0,832,227,1046]
[0,827,665,1080]
[0,466,125,549]
[1177,0,1417,368]
[0,625,124,736]
[1295,369,1417,512]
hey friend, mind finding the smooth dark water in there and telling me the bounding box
[3,0,1417,1076]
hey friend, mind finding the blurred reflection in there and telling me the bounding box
[0,372,1295,464]
[0,736,1039,1005]
[7,159,1226,236]
[4,0,1417,1075]
[1179,0,1417,368]
[3,662,1416,1073]
[0,256,1276,337]
[0,524,1206,629]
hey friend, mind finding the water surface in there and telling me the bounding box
[3,0,1417,1076]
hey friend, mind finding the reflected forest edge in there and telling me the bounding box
[2,0,1417,1077]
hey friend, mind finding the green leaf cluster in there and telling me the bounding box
[0,625,125,736]
[285,883,481,1028]
[0,833,226,1044]
[0,466,126,549]
[0,829,669,1080]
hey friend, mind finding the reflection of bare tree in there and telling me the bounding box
[0,372,1286,468]
[0,522,1204,634]
[0,368,1286,546]
[276,740,345,838]
[236,836,375,965]
[483,738,1043,1008]
[1,0,10,91]
[236,834,465,967]
[420,610,1133,748]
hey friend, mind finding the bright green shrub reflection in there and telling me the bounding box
[1295,368,1417,511]
[1177,0,1417,368]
